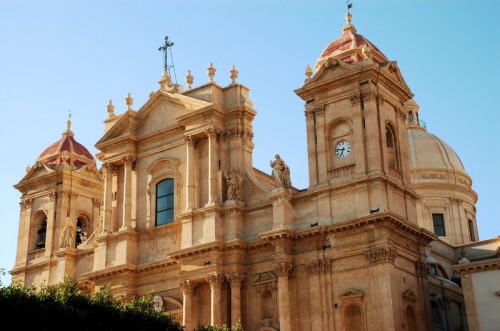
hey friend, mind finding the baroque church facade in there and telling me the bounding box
[11,12,500,331]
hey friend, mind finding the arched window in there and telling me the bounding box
[408,111,414,124]
[386,125,398,169]
[36,219,47,249]
[156,179,174,226]
[75,217,88,246]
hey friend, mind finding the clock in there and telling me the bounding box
[335,140,351,158]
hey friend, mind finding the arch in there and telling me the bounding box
[147,158,181,228]
[75,214,90,246]
[385,123,399,169]
[30,210,48,251]
[327,118,354,170]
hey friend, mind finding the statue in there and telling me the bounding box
[59,216,74,248]
[270,154,291,189]
[225,169,242,201]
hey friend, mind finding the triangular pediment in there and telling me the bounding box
[340,289,364,300]
[17,162,54,183]
[95,109,138,149]
[253,271,277,285]
[305,58,359,85]
[380,61,411,91]
[402,289,417,301]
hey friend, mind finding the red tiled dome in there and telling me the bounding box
[314,13,389,70]
[38,125,94,169]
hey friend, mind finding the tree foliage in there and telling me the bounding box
[0,273,183,331]
[195,320,244,331]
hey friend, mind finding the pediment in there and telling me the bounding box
[305,58,359,85]
[76,162,103,181]
[402,289,417,301]
[18,162,54,182]
[339,288,364,300]
[136,91,212,136]
[95,109,138,148]
[253,271,277,285]
[380,61,411,91]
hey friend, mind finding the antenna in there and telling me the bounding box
[158,36,178,84]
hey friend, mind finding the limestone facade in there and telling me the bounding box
[11,12,498,331]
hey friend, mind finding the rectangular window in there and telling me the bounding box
[156,179,174,226]
[432,214,446,236]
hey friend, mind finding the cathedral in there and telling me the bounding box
[11,11,500,331]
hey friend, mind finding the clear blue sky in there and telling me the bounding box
[1,1,498,286]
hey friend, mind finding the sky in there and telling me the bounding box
[0,0,498,286]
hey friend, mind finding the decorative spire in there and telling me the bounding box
[342,11,356,34]
[64,110,74,136]
[125,93,134,110]
[230,65,238,85]
[305,64,313,80]
[186,70,194,90]
[107,100,115,118]
[207,63,216,82]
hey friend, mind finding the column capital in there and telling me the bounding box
[306,259,331,274]
[206,274,225,289]
[204,127,221,139]
[179,280,197,295]
[184,135,195,146]
[121,154,136,167]
[226,272,246,288]
[275,262,293,277]
[364,247,397,265]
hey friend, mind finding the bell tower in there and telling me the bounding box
[295,12,418,223]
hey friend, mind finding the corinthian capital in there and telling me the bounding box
[275,262,293,277]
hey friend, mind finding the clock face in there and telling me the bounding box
[335,140,351,158]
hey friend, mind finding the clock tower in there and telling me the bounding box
[295,12,419,224]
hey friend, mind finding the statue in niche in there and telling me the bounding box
[225,169,242,201]
[270,154,291,189]
[59,216,74,248]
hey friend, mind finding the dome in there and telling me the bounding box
[315,12,389,70]
[407,129,465,173]
[37,120,94,169]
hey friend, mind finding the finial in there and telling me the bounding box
[107,100,115,118]
[159,70,173,91]
[186,70,194,90]
[125,93,134,110]
[305,64,313,79]
[230,65,239,85]
[67,110,72,131]
[26,164,30,173]
[342,2,356,34]
[207,63,216,82]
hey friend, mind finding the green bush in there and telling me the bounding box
[0,273,183,331]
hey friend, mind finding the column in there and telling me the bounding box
[121,155,134,230]
[205,128,219,205]
[227,272,246,327]
[206,274,225,326]
[180,280,197,331]
[275,262,293,331]
[184,136,195,211]
[306,261,322,331]
[102,163,114,234]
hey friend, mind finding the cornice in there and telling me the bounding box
[453,258,500,274]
